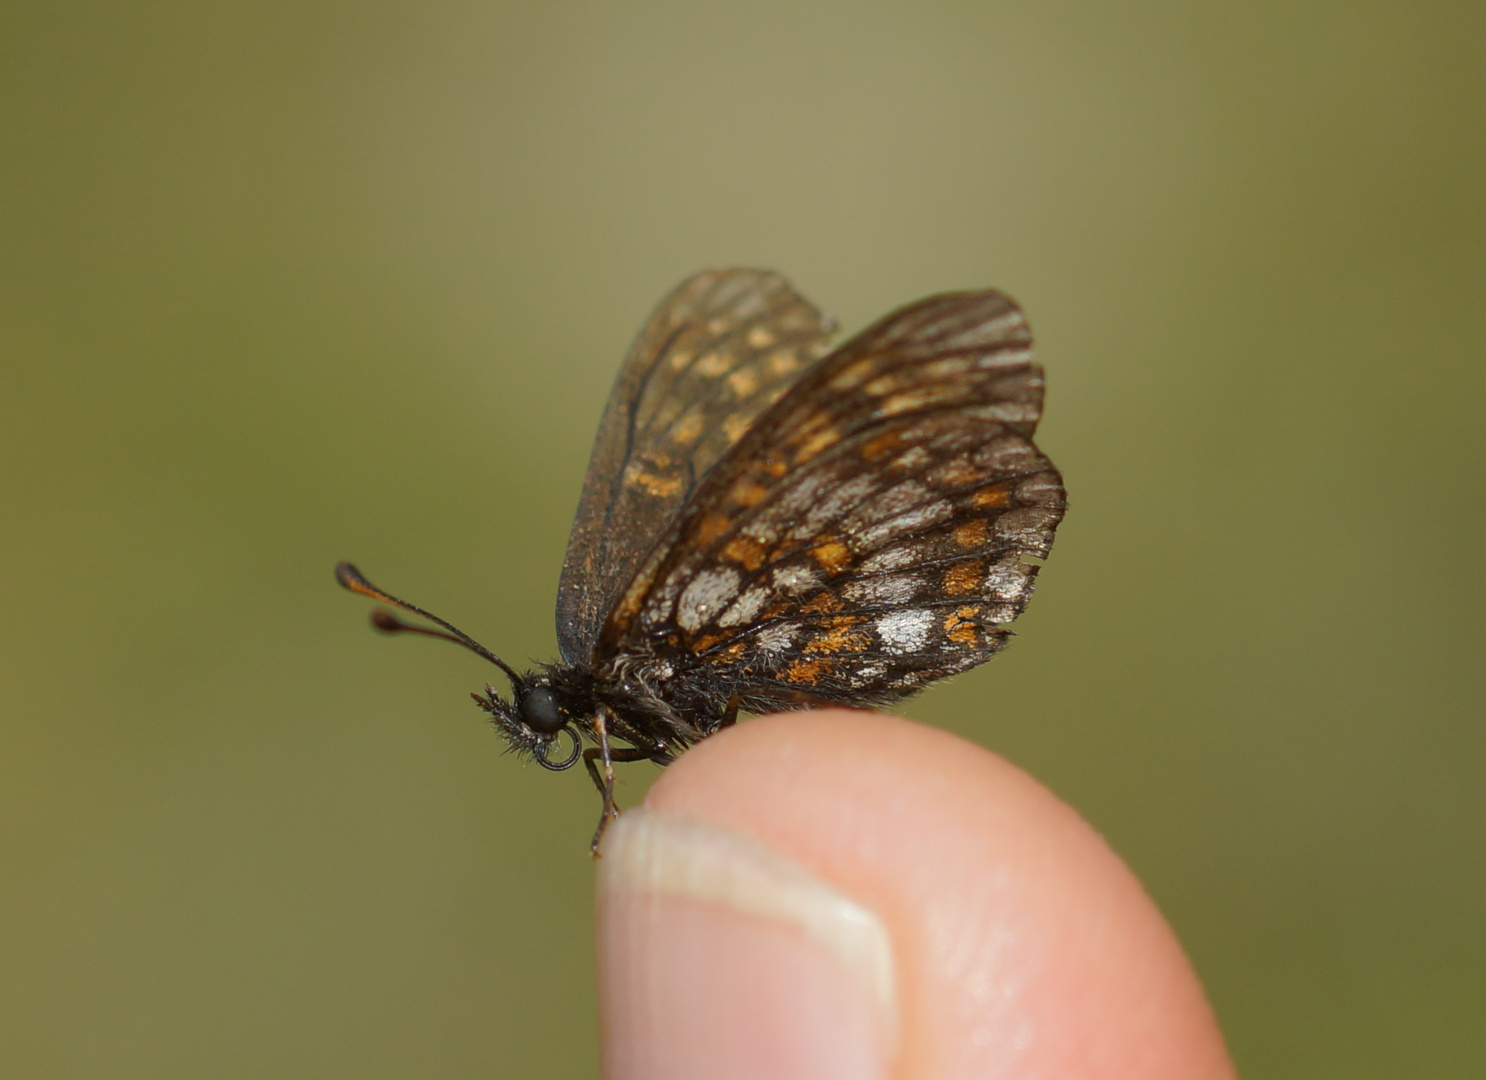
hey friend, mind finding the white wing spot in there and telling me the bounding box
[766,472,832,529]
[875,609,937,654]
[859,543,923,573]
[882,479,934,514]
[891,445,933,471]
[770,564,822,595]
[1016,472,1063,505]
[855,500,954,550]
[974,436,1037,473]
[796,473,878,536]
[717,583,770,628]
[993,507,1060,551]
[982,558,1035,601]
[972,344,1032,370]
[754,622,800,654]
[676,568,742,632]
[920,356,974,380]
[842,573,920,605]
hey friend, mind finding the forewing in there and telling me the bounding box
[599,290,1065,711]
[556,269,837,663]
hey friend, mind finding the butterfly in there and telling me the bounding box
[337,269,1066,850]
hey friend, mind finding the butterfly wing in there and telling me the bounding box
[556,269,838,663]
[595,289,1065,717]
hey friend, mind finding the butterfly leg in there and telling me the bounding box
[584,752,618,857]
[720,694,741,728]
[584,706,651,854]
[582,745,654,800]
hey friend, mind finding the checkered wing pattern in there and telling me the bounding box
[556,269,837,663]
[598,290,1066,712]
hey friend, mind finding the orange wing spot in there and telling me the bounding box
[970,485,1012,509]
[860,429,905,461]
[630,471,686,497]
[747,325,778,348]
[767,348,800,376]
[722,535,767,571]
[691,633,724,654]
[864,372,907,396]
[729,477,771,508]
[723,414,752,443]
[879,387,946,416]
[811,539,853,574]
[801,592,843,614]
[934,457,983,486]
[696,350,732,376]
[828,357,876,391]
[727,367,760,398]
[795,425,841,461]
[952,519,989,548]
[783,657,834,684]
[943,608,979,645]
[695,511,734,545]
[806,623,872,655]
[670,410,705,446]
[611,583,647,630]
[763,457,790,478]
[718,641,747,661]
[943,560,984,595]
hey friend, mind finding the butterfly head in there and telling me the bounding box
[474,677,583,770]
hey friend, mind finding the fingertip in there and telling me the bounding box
[598,710,1234,1080]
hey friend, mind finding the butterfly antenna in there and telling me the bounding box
[335,562,523,687]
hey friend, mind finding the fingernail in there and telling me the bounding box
[597,806,897,1080]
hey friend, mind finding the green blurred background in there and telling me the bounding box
[4,1,1482,1076]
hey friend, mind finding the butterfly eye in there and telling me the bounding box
[519,685,566,735]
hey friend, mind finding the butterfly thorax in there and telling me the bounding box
[472,658,712,769]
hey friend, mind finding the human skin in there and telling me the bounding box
[596,710,1236,1080]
